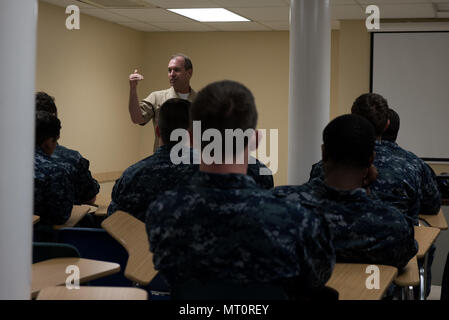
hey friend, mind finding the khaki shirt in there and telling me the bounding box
[140,87,197,152]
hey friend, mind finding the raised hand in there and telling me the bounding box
[129,69,144,88]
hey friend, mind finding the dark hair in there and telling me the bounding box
[190,80,258,157]
[351,93,389,137]
[157,98,191,145]
[35,92,57,116]
[382,108,400,142]
[36,111,61,146]
[323,114,375,169]
[170,53,193,71]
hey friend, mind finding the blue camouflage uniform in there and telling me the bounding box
[52,144,99,205]
[146,171,335,297]
[310,140,441,225]
[34,147,74,225]
[108,145,199,221]
[273,178,418,269]
[381,140,441,215]
[247,156,274,189]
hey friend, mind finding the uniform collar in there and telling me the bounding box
[192,171,258,189]
[35,146,51,159]
[170,86,196,100]
[380,140,399,148]
[312,177,368,199]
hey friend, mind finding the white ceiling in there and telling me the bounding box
[42,0,449,32]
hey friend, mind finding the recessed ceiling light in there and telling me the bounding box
[167,8,250,22]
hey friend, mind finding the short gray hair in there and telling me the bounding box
[170,53,193,71]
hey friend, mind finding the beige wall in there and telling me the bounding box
[336,20,371,116]
[139,31,341,186]
[36,2,342,186]
[37,3,445,183]
[140,31,290,185]
[36,1,146,173]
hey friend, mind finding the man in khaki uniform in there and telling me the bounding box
[128,54,197,151]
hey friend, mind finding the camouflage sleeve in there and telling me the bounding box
[419,163,441,215]
[353,213,417,270]
[109,173,147,221]
[38,170,74,225]
[296,211,335,289]
[309,161,324,181]
[72,157,100,204]
[107,200,119,217]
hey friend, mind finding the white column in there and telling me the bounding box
[288,0,331,184]
[0,0,37,299]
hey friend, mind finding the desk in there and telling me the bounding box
[414,226,441,300]
[91,193,111,217]
[415,226,440,259]
[419,209,448,230]
[31,257,120,298]
[53,205,90,230]
[33,215,40,225]
[394,256,419,287]
[92,171,122,184]
[394,255,419,300]
[36,286,147,300]
[325,263,398,300]
[101,211,157,285]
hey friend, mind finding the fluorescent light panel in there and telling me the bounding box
[167,8,250,22]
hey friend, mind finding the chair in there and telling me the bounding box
[101,211,158,286]
[325,263,398,300]
[414,226,441,300]
[419,209,448,230]
[36,286,148,300]
[32,257,120,299]
[32,242,80,263]
[394,255,420,300]
[53,205,91,230]
[101,211,168,298]
[57,227,132,287]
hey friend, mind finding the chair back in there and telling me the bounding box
[32,242,80,263]
[101,211,157,286]
[57,227,132,286]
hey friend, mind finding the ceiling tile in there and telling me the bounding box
[212,0,288,8]
[332,4,365,19]
[260,20,289,30]
[205,22,272,31]
[143,0,220,9]
[108,8,191,22]
[374,4,435,18]
[81,8,135,22]
[150,21,218,31]
[41,0,98,9]
[229,7,289,21]
[116,21,164,31]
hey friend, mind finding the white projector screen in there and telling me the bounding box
[371,32,449,160]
